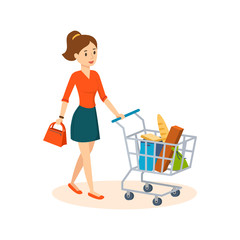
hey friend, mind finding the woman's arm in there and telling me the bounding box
[104,98,125,119]
[56,101,68,124]
[56,73,75,124]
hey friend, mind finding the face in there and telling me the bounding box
[74,41,97,67]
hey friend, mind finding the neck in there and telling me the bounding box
[81,65,90,74]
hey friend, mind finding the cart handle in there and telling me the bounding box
[111,109,140,123]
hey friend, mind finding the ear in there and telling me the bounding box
[74,53,79,59]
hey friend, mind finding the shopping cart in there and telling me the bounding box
[112,109,197,206]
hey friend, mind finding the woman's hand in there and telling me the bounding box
[56,118,63,125]
[116,114,125,120]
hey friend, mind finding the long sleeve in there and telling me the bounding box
[62,74,76,103]
[96,73,107,102]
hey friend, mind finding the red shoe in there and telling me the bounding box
[88,192,104,200]
[68,183,82,194]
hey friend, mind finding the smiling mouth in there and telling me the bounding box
[89,61,94,64]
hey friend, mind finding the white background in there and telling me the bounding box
[0,0,239,239]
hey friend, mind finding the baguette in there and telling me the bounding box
[157,114,169,142]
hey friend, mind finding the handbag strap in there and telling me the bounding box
[49,122,66,132]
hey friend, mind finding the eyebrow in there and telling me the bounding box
[84,48,96,52]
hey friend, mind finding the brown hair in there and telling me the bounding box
[62,31,97,61]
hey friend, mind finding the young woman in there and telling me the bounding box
[56,30,124,200]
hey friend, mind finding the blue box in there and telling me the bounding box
[139,141,163,171]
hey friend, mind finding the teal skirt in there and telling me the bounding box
[71,105,100,142]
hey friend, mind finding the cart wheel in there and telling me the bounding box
[124,192,134,200]
[143,184,153,192]
[171,190,180,197]
[152,197,162,206]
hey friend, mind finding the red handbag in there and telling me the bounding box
[43,122,67,147]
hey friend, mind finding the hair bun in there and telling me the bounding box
[72,31,81,40]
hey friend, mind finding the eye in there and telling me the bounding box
[93,51,96,55]
[85,53,87,56]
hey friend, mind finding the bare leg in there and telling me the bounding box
[78,141,102,197]
[70,141,95,190]
[89,141,95,153]
[70,154,83,190]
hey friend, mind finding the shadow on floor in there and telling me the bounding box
[52,180,197,209]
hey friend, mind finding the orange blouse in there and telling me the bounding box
[62,70,107,108]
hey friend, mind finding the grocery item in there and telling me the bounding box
[157,114,169,142]
[141,133,162,142]
[155,126,184,172]
[139,141,163,171]
[171,147,189,171]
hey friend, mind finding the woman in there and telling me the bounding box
[56,30,124,200]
